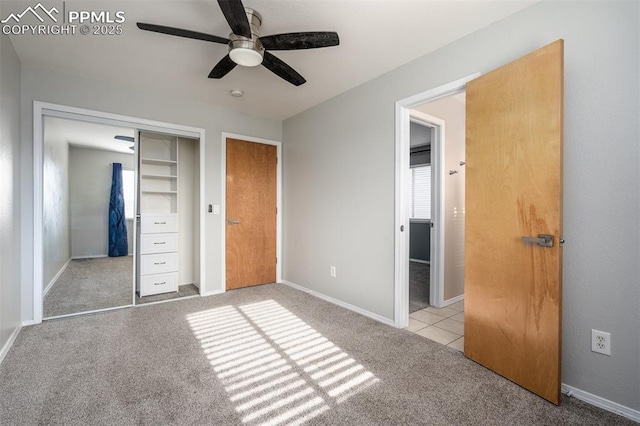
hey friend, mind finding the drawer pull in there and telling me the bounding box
[154,261,167,265]
[154,221,167,225]
[153,242,166,245]
[154,281,167,286]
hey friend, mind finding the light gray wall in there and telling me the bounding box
[43,119,70,287]
[283,1,639,410]
[178,137,197,286]
[21,67,282,321]
[0,15,22,354]
[416,95,466,301]
[192,137,201,287]
[69,146,135,258]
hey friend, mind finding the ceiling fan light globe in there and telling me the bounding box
[230,48,263,67]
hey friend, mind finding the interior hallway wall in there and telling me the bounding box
[283,1,639,411]
[0,6,23,357]
[415,95,466,301]
[43,118,70,287]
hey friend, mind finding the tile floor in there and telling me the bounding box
[405,300,465,351]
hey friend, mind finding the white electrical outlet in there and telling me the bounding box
[330,266,336,278]
[591,329,611,356]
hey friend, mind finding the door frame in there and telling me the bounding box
[221,133,283,291]
[393,73,479,328]
[33,101,206,324]
[409,111,445,310]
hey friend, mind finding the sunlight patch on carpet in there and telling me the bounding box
[187,300,379,425]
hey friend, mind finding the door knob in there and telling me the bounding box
[521,234,554,247]
[227,219,240,225]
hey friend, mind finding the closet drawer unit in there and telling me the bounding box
[139,272,178,296]
[141,214,178,234]
[140,233,178,254]
[140,252,178,275]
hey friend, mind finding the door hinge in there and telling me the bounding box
[276,257,278,264]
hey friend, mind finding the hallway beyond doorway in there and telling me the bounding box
[405,301,464,351]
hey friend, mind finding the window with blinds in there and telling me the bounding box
[122,169,135,220]
[410,165,431,219]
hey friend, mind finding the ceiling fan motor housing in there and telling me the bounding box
[228,8,264,66]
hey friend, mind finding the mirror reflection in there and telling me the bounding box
[43,117,135,318]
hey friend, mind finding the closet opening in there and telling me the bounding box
[33,101,206,324]
[135,131,202,304]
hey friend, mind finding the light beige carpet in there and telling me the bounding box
[44,256,133,318]
[4,284,633,425]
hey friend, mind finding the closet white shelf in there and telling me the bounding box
[141,174,178,180]
[141,158,177,166]
[141,190,178,195]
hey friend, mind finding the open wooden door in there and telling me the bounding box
[226,138,277,290]
[464,40,564,404]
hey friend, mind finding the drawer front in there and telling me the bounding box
[140,233,178,254]
[140,252,178,275]
[141,215,178,234]
[140,272,178,296]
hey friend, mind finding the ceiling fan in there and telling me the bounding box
[114,135,135,151]
[137,0,340,86]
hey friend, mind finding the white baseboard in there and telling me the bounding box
[409,259,430,265]
[43,258,72,296]
[21,320,38,326]
[281,280,395,327]
[71,255,108,260]
[200,289,225,297]
[0,324,22,365]
[561,384,640,422]
[442,293,464,307]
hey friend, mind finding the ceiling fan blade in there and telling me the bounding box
[217,0,251,39]
[137,23,229,44]
[208,55,237,79]
[259,32,340,51]
[262,52,306,86]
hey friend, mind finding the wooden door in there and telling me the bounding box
[226,138,277,290]
[464,40,564,404]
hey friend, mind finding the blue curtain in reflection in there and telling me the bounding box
[108,162,128,257]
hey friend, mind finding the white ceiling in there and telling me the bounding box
[7,1,536,120]
[45,116,135,154]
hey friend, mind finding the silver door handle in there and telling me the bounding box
[228,219,241,225]
[521,234,554,247]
